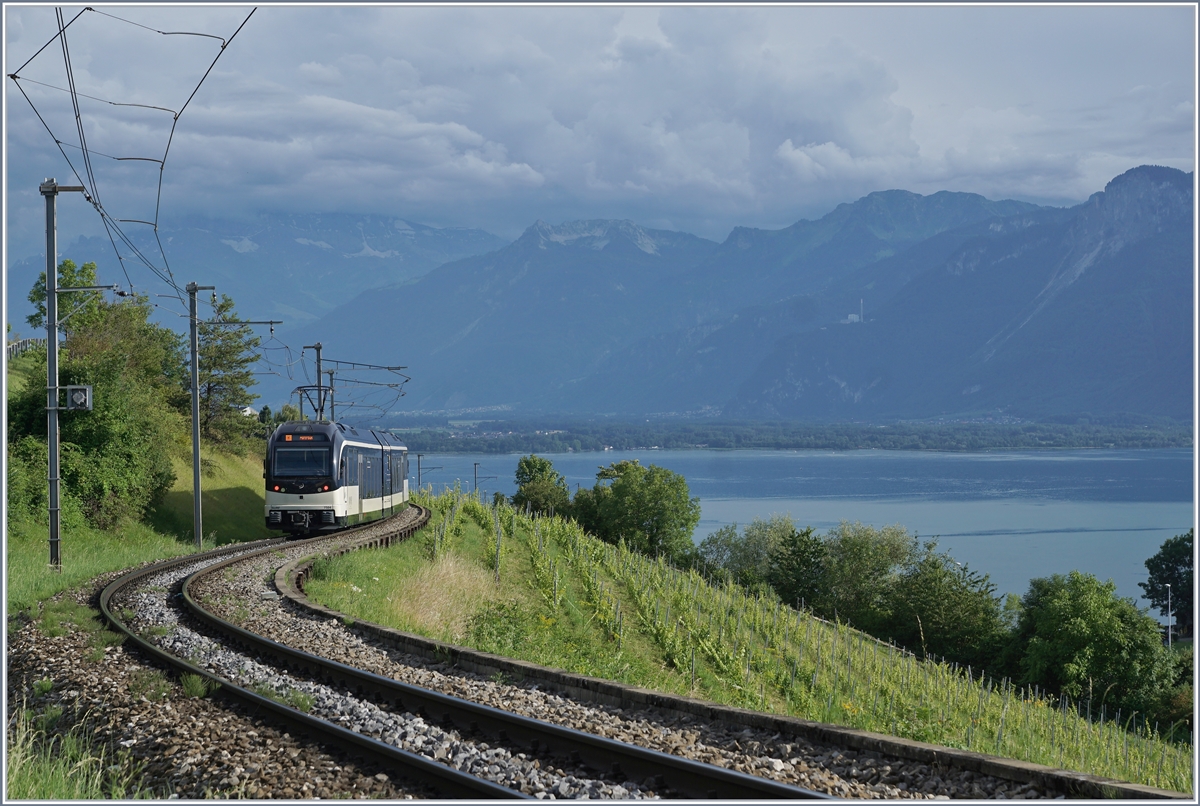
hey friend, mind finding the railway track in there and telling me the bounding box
[99,508,827,799]
[79,504,1188,800]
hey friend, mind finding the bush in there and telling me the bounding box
[571,459,700,563]
[7,292,186,529]
[1006,571,1175,720]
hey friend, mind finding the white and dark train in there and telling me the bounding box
[265,421,409,535]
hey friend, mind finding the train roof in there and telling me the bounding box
[269,420,407,449]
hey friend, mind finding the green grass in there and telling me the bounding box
[147,451,277,545]
[307,495,686,694]
[307,488,1194,795]
[5,516,197,614]
[5,705,152,799]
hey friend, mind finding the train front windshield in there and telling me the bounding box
[273,447,331,477]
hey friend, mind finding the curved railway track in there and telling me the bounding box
[99,508,826,799]
[86,506,1189,800]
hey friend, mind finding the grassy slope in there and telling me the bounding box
[306,489,1192,794]
[147,452,276,545]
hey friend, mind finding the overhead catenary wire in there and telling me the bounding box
[8,6,257,308]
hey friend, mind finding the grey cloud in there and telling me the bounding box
[5,4,1194,267]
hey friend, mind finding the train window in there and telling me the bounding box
[274,448,331,477]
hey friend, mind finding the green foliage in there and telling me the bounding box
[8,288,187,529]
[6,705,152,799]
[1009,572,1174,717]
[128,669,170,702]
[819,521,917,633]
[197,294,261,448]
[699,514,796,588]
[766,524,826,610]
[180,673,218,698]
[26,259,105,332]
[882,542,1006,669]
[1140,529,1192,636]
[713,518,1007,667]
[511,454,569,515]
[572,459,700,563]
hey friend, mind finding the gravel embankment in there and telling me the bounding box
[7,580,424,799]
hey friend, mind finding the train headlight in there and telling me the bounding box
[273,485,280,491]
[322,485,329,491]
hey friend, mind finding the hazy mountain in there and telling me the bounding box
[675,189,1046,323]
[5,212,508,332]
[281,189,1060,416]
[725,165,1193,420]
[275,220,719,411]
[550,206,1075,414]
[252,167,1191,422]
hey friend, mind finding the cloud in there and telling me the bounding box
[5,3,1194,265]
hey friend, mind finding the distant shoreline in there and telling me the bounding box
[384,420,1193,455]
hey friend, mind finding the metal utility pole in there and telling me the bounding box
[186,282,216,550]
[474,463,480,493]
[326,370,335,421]
[304,343,324,419]
[417,454,422,487]
[41,179,85,570]
[1167,583,1172,648]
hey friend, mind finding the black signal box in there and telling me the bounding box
[65,385,93,411]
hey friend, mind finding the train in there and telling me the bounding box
[264,420,409,535]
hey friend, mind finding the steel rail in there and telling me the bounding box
[98,509,530,799]
[181,530,832,799]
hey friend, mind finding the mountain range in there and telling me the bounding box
[279,165,1191,422]
[10,167,1190,423]
[5,212,508,332]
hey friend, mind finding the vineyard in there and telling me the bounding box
[309,488,1192,794]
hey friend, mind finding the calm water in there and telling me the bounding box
[411,448,1194,608]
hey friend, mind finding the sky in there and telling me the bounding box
[4,3,1197,271]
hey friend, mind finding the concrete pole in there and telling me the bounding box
[42,180,61,570]
[187,282,215,551]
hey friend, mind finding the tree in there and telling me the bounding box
[196,294,261,446]
[1140,529,1193,637]
[573,460,700,563]
[698,514,796,588]
[1010,571,1172,714]
[8,288,187,528]
[26,259,105,333]
[766,524,826,611]
[511,454,570,515]
[818,521,917,632]
[882,541,1005,667]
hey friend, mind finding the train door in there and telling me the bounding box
[357,454,364,521]
[382,447,392,516]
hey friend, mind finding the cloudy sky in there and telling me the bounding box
[4,3,1196,266]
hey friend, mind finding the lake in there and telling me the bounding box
[410,448,1194,611]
